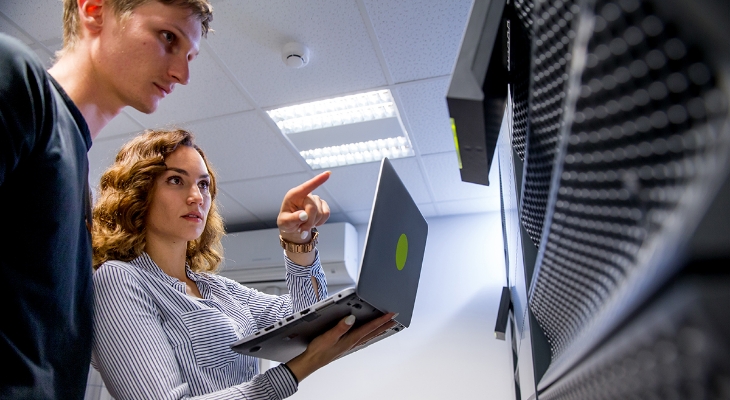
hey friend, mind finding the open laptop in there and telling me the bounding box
[230,157,428,363]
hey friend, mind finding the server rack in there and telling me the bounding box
[450,0,730,398]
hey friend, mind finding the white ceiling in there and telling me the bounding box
[0,0,501,232]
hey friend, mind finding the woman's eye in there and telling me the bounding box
[167,176,182,185]
[198,180,210,192]
[162,31,175,43]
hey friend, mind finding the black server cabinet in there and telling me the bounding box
[453,0,730,398]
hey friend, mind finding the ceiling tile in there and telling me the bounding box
[349,201,436,226]
[0,0,62,43]
[206,0,387,108]
[330,158,438,223]
[222,172,342,222]
[184,111,306,182]
[216,188,263,227]
[324,212,352,225]
[7,0,496,230]
[87,133,138,190]
[396,77,455,155]
[417,203,439,219]
[363,0,472,83]
[125,46,253,126]
[389,157,432,204]
[96,111,145,140]
[321,161,381,212]
[0,15,33,45]
[420,152,497,202]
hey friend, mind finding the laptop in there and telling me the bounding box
[230,157,428,363]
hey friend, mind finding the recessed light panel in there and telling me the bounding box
[267,89,415,169]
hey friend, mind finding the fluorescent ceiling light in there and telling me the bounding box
[267,89,415,169]
[300,136,415,169]
[268,90,395,134]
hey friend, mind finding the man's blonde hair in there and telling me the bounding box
[61,0,213,51]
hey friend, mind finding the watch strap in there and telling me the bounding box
[279,228,318,253]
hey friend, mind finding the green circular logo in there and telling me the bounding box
[396,233,408,270]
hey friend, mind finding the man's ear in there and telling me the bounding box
[77,0,105,35]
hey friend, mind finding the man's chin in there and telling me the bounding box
[131,100,160,114]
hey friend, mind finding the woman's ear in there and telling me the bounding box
[77,0,105,36]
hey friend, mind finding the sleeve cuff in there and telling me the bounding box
[284,249,322,277]
[281,363,299,385]
[264,364,299,399]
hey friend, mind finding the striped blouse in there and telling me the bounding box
[91,251,327,399]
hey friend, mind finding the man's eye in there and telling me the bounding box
[162,31,175,43]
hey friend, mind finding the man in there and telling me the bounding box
[0,0,212,397]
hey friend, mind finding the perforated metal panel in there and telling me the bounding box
[509,0,533,161]
[513,0,535,32]
[539,277,730,400]
[528,0,730,363]
[512,80,529,161]
[520,0,581,247]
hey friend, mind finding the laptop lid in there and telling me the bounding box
[355,157,428,327]
[230,158,427,361]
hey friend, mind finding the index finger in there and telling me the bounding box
[288,171,331,199]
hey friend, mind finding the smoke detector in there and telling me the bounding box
[282,42,310,68]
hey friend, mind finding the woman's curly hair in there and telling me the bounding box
[92,128,224,272]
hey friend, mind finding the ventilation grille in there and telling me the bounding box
[510,0,533,161]
[539,278,730,400]
[520,0,581,247]
[512,78,529,161]
[529,0,729,360]
[513,0,536,32]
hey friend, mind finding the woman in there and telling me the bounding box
[90,128,394,399]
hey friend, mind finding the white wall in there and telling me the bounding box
[292,212,514,400]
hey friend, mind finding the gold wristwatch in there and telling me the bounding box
[279,227,318,253]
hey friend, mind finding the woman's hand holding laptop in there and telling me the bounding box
[286,312,398,382]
